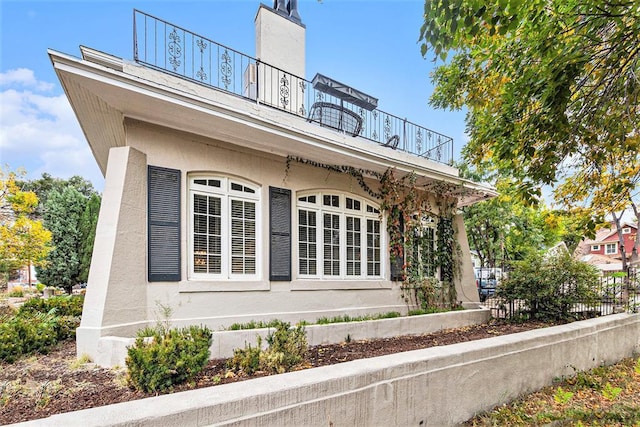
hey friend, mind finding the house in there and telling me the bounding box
[577,222,639,272]
[49,2,496,365]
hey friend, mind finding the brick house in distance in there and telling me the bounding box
[49,2,496,366]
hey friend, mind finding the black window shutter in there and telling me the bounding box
[390,209,405,281]
[148,166,181,282]
[269,186,291,281]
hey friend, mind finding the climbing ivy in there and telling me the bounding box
[285,156,466,310]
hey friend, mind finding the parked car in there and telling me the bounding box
[475,268,501,302]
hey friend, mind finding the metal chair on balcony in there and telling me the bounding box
[308,73,377,137]
[383,134,400,149]
[308,102,363,137]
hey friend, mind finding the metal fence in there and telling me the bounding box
[481,267,639,320]
[132,9,454,164]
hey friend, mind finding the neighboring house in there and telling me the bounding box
[577,222,638,272]
[49,2,496,365]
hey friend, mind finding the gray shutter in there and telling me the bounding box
[148,166,181,282]
[270,187,291,281]
[390,209,404,281]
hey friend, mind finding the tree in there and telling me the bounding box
[36,187,86,293]
[77,193,101,283]
[459,163,568,268]
[419,0,639,213]
[0,167,52,286]
[20,173,98,217]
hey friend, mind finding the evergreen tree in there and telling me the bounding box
[36,187,86,293]
[78,193,101,283]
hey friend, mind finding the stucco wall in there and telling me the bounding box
[77,119,480,362]
[23,313,640,427]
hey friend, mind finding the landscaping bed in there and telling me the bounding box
[0,319,547,424]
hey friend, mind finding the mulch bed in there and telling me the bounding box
[0,319,548,424]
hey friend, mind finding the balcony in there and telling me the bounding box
[133,9,453,165]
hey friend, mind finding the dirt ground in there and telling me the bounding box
[0,320,548,424]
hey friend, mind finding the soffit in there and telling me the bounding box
[49,48,496,206]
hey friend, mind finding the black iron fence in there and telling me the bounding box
[481,267,639,320]
[132,9,454,164]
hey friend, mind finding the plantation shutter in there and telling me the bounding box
[269,186,291,281]
[389,209,404,281]
[148,166,181,282]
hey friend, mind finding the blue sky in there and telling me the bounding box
[1,0,467,192]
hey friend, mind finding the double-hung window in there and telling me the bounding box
[298,192,382,279]
[407,215,438,279]
[189,176,260,279]
[605,243,617,255]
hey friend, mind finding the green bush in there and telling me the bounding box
[228,337,263,375]
[0,321,22,363]
[227,320,308,375]
[19,294,84,317]
[497,252,600,322]
[126,325,212,393]
[0,311,61,363]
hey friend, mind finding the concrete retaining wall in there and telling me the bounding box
[94,308,492,367]
[15,313,640,427]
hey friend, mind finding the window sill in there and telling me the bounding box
[178,280,270,292]
[291,279,393,291]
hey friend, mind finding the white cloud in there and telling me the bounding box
[0,68,54,92]
[0,69,104,191]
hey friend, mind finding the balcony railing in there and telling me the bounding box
[133,9,453,165]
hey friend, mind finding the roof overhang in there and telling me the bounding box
[48,47,497,207]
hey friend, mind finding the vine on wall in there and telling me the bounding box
[285,156,467,310]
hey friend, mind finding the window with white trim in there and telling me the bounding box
[591,245,600,251]
[622,227,631,234]
[408,214,438,278]
[297,192,382,279]
[189,176,260,279]
[605,243,617,255]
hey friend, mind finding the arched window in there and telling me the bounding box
[189,176,260,279]
[297,192,382,279]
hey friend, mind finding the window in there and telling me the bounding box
[605,243,617,255]
[622,227,631,234]
[190,176,260,279]
[591,245,600,251]
[297,192,382,279]
[407,215,438,279]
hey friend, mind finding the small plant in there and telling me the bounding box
[35,379,63,408]
[8,286,23,298]
[553,387,574,405]
[227,337,263,375]
[126,325,212,393]
[635,358,640,375]
[69,353,92,370]
[227,321,308,376]
[601,382,622,401]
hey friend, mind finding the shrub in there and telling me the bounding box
[19,294,84,317]
[8,286,23,297]
[227,320,308,375]
[228,337,263,375]
[497,252,599,322]
[263,320,307,373]
[0,311,60,362]
[126,325,212,393]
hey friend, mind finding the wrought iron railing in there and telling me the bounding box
[133,9,454,164]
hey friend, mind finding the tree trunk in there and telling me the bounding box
[630,199,639,266]
[612,210,628,272]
